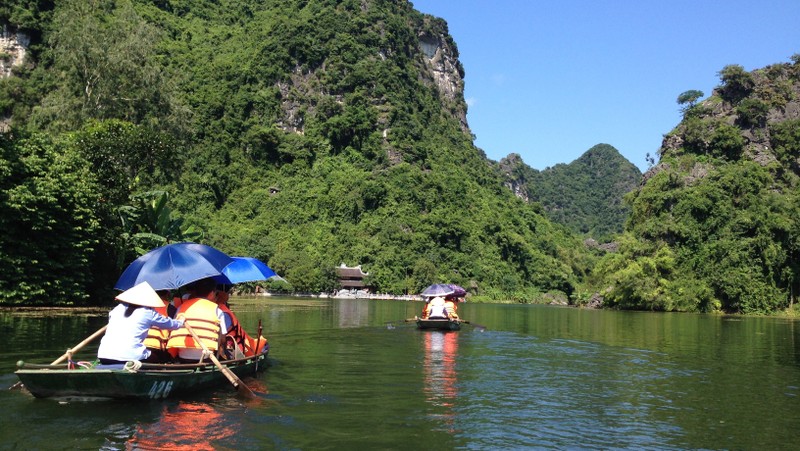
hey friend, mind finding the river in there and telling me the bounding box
[1,297,799,450]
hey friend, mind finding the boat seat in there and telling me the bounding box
[93,364,126,370]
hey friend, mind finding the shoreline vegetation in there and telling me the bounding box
[2,293,798,319]
[2,3,798,316]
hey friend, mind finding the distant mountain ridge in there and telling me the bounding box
[496,144,642,241]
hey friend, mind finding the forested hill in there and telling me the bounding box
[591,58,800,314]
[496,144,641,242]
[0,0,591,305]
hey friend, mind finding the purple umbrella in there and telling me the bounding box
[420,283,455,297]
[448,284,467,297]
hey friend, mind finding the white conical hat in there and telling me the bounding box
[115,281,166,308]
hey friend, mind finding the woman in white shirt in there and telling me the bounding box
[97,282,184,365]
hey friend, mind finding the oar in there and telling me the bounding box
[182,322,258,400]
[9,324,109,390]
[254,319,263,372]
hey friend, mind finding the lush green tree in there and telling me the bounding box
[0,130,101,305]
[32,0,190,136]
[677,89,704,114]
[717,64,755,104]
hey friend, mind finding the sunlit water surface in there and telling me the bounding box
[2,298,799,450]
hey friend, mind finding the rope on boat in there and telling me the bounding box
[124,360,143,372]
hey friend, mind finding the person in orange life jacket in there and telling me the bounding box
[143,289,179,363]
[214,283,238,358]
[215,283,268,358]
[166,277,228,362]
[97,282,185,365]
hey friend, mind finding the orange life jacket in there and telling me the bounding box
[217,304,268,357]
[244,333,268,357]
[166,298,221,352]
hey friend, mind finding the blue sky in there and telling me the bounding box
[410,0,800,171]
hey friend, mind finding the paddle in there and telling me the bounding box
[254,319,263,372]
[9,324,109,390]
[182,322,258,400]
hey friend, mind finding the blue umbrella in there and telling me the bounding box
[114,242,234,291]
[219,257,277,284]
[420,283,455,297]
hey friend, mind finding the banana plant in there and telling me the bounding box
[117,191,203,269]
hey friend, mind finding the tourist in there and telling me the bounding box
[443,295,459,319]
[142,289,178,363]
[215,283,268,358]
[97,282,184,365]
[424,296,448,319]
[166,277,228,362]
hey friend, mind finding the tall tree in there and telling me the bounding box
[32,0,189,136]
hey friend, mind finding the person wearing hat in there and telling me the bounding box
[97,282,185,365]
[423,296,448,319]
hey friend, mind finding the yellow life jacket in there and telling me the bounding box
[144,305,171,352]
[166,298,221,352]
[444,300,459,319]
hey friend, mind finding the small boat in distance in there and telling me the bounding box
[15,348,268,400]
[415,317,462,331]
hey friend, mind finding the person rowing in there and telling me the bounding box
[97,282,185,366]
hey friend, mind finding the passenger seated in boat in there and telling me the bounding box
[424,296,448,319]
[166,277,228,363]
[215,284,268,358]
[97,282,185,365]
[143,290,179,363]
[444,295,459,320]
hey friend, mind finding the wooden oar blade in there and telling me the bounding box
[183,322,261,401]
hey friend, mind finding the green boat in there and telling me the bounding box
[416,317,462,331]
[14,349,269,400]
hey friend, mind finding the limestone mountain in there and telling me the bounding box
[593,58,800,314]
[496,144,642,242]
[0,0,590,303]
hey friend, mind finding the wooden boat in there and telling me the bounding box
[416,317,462,331]
[14,348,269,400]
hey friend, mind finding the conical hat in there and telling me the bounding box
[115,281,166,308]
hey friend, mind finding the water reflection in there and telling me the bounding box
[127,401,237,450]
[422,331,459,434]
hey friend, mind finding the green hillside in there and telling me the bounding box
[0,0,591,305]
[496,144,641,242]
[592,59,800,314]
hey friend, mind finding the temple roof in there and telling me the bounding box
[335,263,369,278]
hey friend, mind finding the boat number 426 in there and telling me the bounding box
[148,381,174,399]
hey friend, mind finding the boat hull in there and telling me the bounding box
[15,352,268,400]
[416,318,462,331]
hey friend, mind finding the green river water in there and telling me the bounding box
[1,297,799,450]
